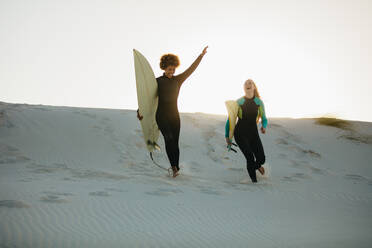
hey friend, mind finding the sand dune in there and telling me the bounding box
[0,101,371,247]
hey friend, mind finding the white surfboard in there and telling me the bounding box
[225,100,239,140]
[133,49,160,152]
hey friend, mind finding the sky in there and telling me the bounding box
[1,0,372,121]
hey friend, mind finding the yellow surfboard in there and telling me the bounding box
[133,49,160,152]
[225,100,239,140]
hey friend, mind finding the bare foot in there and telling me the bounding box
[172,166,179,178]
[258,166,265,175]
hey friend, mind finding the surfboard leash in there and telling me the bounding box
[227,142,238,153]
[149,152,172,176]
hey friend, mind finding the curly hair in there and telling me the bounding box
[159,54,180,70]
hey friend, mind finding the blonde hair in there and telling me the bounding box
[245,79,261,98]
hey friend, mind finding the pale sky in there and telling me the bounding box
[1,0,371,121]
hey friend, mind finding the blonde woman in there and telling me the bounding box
[225,79,267,183]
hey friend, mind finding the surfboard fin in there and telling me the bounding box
[154,143,161,151]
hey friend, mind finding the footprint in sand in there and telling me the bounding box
[54,163,69,169]
[289,160,301,168]
[62,177,79,182]
[289,159,327,176]
[277,153,287,159]
[70,169,130,181]
[196,186,226,196]
[145,188,183,196]
[344,174,368,183]
[28,162,69,174]
[0,200,30,208]
[200,188,224,195]
[105,188,128,193]
[276,138,289,145]
[19,177,34,182]
[291,172,311,179]
[43,191,74,196]
[304,149,321,158]
[40,195,70,203]
[281,176,299,182]
[286,144,321,159]
[0,144,31,165]
[223,181,252,191]
[40,191,73,203]
[308,165,327,175]
[89,191,111,197]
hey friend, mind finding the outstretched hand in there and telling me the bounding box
[201,46,208,56]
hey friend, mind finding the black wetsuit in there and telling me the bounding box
[156,54,204,170]
[234,96,266,182]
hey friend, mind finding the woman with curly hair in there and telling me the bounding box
[138,46,208,177]
[225,79,267,183]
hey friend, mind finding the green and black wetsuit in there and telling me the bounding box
[225,96,268,182]
[156,54,204,170]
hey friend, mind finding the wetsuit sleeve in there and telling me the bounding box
[225,118,230,138]
[175,54,204,86]
[259,101,268,128]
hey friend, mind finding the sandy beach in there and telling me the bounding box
[0,101,371,247]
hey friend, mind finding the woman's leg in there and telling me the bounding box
[234,131,257,183]
[171,117,181,171]
[250,135,266,170]
[156,112,180,172]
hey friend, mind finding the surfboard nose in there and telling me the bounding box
[133,49,141,57]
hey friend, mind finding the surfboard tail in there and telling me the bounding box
[225,100,239,140]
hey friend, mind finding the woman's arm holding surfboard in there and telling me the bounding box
[225,118,232,145]
[175,46,208,86]
[137,109,143,120]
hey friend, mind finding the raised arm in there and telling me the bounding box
[175,46,208,86]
